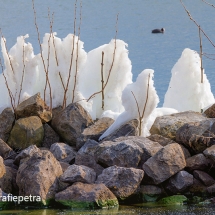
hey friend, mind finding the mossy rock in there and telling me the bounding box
[143,194,160,202]
[158,195,187,205]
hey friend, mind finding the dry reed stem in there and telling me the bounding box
[199,26,204,83]
[131,73,151,136]
[72,0,82,103]
[202,0,215,8]
[101,51,105,109]
[0,58,15,112]
[18,36,26,105]
[86,13,119,102]
[62,0,77,108]
[32,0,52,109]
[180,0,215,48]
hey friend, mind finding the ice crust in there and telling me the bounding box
[0,35,214,137]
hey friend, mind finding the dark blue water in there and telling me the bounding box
[0,0,215,105]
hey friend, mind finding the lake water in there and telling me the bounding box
[0,0,215,106]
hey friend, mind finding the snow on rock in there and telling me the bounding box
[99,69,159,140]
[78,39,132,120]
[163,48,215,112]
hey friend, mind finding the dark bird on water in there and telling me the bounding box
[151,28,165,33]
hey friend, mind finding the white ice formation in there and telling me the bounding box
[163,48,215,112]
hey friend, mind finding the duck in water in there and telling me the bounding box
[152,28,165,33]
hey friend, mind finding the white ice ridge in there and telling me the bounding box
[163,48,215,112]
[99,69,159,140]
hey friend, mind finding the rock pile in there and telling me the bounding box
[1,93,215,209]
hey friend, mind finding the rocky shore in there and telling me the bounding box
[1,93,215,209]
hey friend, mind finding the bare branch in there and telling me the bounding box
[202,0,215,8]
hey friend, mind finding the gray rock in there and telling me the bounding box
[203,145,215,162]
[95,139,143,168]
[15,93,52,123]
[59,162,70,172]
[100,119,138,142]
[176,119,215,154]
[96,165,144,198]
[186,153,210,171]
[139,185,163,202]
[60,164,96,184]
[4,159,18,170]
[179,144,191,159]
[193,170,215,186]
[114,136,163,165]
[0,108,15,142]
[16,150,63,205]
[189,178,207,194]
[75,139,104,176]
[55,182,119,209]
[164,171,193,194]
[77,117,114,149]
[207,184,215,194]
[142,143,186,184]
[14,145,40,165]
[150,111,206,140]
[8,116,44,150]
[51,103,93,147]
[50,142,76,163]
[42,124,60,148]
[0,139,14,159]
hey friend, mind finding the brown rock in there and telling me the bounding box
[42,124,60,148]
[55,182,119,208]
[15,93,52,123]
[207,184,215,194]
[59,162,70,172]
[8,116,44,149]
[189,178,207,194]
[0,157,6,178]
[51,103,93,147]
[0,139,14,159]
[77,117,114,149]
[204,103,215,118]
[60,164,96,184]
[186,153,210,172]
[16,150,63,205]
[142,143,186,184]
[100,119,138,142]
[150,111,206,140]
[203,145,215,162]
[96,165,144,199]
[176,119,215,154]
[0,108,15,142]
[193,170,215,186]
[147,134,175,146]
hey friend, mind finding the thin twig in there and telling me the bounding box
[199,26,204,83]
[101,51,105,109]
[87,13,119,102]
[63,0,77,108]
[202,0,215,8]
[72,0,82,103]
[18,36,26,105]
[180,0,215,49]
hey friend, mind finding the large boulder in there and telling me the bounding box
[51,103,93,147]
[164,171,193,194]
[55,182,118,209]
[96,165,144,199]
[176,119,215,154]
[60,164,96,184]
[150,111,206,140]
[7,116,44,149]
[142,143,186,184]
[186,153,211,172]
[95,139,143,168]
[16,150,63,205]
[77,117,114,149]
[50,143,76,163]
[204,103,215,118]
[75,140,104,176]
[15,93,52,123]
[0,139,14,159]
[100,119,138,142]
[0,108,15,142]
[42,124,60,148]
